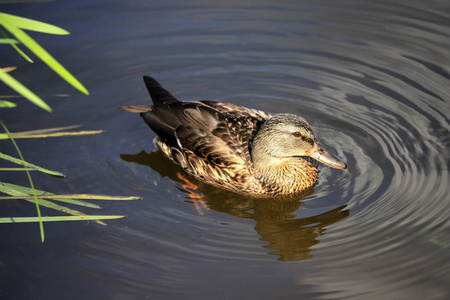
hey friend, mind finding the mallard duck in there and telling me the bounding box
[122,76,346,197]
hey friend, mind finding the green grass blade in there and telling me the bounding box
[0,215,125,223]
[0,93,70,99]
[21,197,85,215]
[0,182,101,208]
[0,168,38,171]
[4,125,82,135]
[9,196,101,209]
[0,181,54,196]
[0,130,103,139]
[1,15,89,95]
[0,182,96,214]
[0,181,137,226]
[0,194,141,201]
[0,27,33,62]
[0,125,103,139]
[0,70,52,112]
[430,237,449,249]
[0,39,18,44]
[0,100,17,108]
[0,13,70,35]
[0,182,108,226]
[0,152,64,177]
[0,120,45,241]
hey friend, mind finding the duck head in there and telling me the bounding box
[251,113,347,169]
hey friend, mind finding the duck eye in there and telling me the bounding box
[292,131,301,138]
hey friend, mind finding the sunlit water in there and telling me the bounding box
[1,1,449,299]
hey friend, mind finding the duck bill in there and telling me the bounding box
[309,144,347,169]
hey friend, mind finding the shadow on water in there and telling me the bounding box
[121,150,349,261]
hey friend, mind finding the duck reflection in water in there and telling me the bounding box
[121,150,349,261]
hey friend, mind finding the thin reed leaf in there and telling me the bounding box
[0,152,65,177]
[0,194,141,201]
[20,197,85,215]
[0,182,107,225]
[0,130,103,139]
[4,125,83,136]
[0,168,37,171]
[0,38,18,44]
[0,100,17,108]
[0,27,33,62]
[0,13,69,35]
[0,182,101,208]
[0,125,103,139]
[0,215,125,223]
[0,70,52,112]
[0,93,69,99]
[0,181,108,226]
[0,120,45,241]
[1,66,17,73]
[0,13,89,95]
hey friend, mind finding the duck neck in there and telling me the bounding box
[252,155,319,195]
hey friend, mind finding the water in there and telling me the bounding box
[1,0,449,299]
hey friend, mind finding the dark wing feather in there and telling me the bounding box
[200,100,271,120]
[172,105,267,189]
[141,102,218,148]
[136,76,272,192]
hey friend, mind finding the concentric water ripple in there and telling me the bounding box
[2,0,449,299]
[108,1,450,296]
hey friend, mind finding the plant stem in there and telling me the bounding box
[0,119,45,242]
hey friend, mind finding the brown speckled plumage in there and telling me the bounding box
[121,76,346,197]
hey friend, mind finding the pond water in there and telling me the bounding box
[1,0,449,299]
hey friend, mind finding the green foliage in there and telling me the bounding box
[0,100,16,108]
[0,151,65,176]
[0,215,126,224]
[0,12,89,111]
[0,27,33,63]
[430,237,449,249]
[0,181,140,225]
[0,69,52,112]
[0,125,103,140]
[0,12,139,242]
[0,38,18,44]
[0,122,141,241]
[0,119,45,241]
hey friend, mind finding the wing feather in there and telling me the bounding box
[129,76,272,193]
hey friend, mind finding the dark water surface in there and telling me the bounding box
[1,0,449,299]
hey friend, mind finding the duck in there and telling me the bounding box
[121,76,347,197]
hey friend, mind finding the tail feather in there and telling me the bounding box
[143,76,179,105]
[140,110,179,147]
[120,105,152,112]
